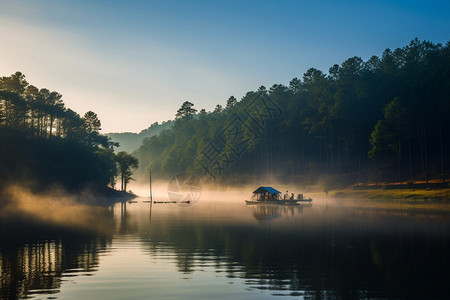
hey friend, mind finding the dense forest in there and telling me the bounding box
[0,72,138,194]
[133,39,450,187]
[2,38,449,192]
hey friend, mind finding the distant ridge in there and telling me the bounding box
[106,120,174,153]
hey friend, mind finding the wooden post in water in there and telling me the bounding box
[148,166,153,227]
[149,166,153,203]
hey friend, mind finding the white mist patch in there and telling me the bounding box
[1,185,110,232]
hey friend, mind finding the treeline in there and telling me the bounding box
[134,39,450,186]
[106,120,174,153]
[0,72,138,193]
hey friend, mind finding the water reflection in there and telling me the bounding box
[138,200,450,298]
[0,207,114,299]
[248,203,311,221]
[1,194,449,299]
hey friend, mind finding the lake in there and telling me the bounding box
[1,190,449,299]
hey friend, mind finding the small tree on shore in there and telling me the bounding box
[115,151,138,191]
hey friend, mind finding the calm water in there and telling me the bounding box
[1,191,449,299]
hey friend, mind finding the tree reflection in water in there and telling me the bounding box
[139,201,450,299]
[0,198,449,299]
[0,210,114,299]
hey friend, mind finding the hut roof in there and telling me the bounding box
[253,186,281,194]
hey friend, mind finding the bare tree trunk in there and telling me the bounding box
[49,116,54,140]
[398,139,402,184]
[417,123,425,180]
[326,136,329,171]
[424,128,428,184]
[319,137,322,166]
[440,128,445,183]
[358,137,362,183]
[408,139,413,183]
[330,135,334,172]
[337,138,341,174]
[301,132,304,167]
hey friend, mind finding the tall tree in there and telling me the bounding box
[175,101,197,120]
[115,151,139,191]
[225,96,237,109]
[213,104,223,113]
[82,110,108,147]
[83,111,101,133]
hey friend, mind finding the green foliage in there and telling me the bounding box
[175,101,197,120]
[115,151,138,191]
[0,73,122,192]
[83,111,101,133]
[225,96,237,109]
[0,127,116,191]
[134,39,450,184]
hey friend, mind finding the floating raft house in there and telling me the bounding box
[252,186,282,201]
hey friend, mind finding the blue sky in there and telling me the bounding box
[1,0,449,132]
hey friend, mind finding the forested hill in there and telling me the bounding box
[133,39,450,187]
[106,120,174,153]
[0,72,136,195]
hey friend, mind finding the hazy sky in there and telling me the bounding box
[1,0,449,133]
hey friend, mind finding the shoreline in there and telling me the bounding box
[0,184,137,208]
[90,187,137,205]
[327,186,450,203]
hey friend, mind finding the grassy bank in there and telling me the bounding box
[330,183,450,203]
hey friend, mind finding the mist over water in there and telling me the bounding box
[0,185,113,233]
[1,187,449,299]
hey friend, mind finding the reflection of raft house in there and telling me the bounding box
[246,186,312,204]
